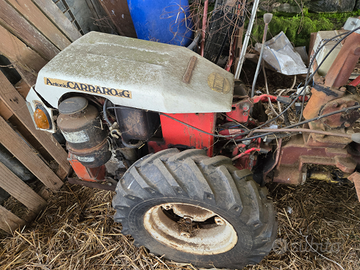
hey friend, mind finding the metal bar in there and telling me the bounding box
[234,0,259,79]
[200,0,209,57]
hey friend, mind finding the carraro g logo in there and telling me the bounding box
[44,78,132,99]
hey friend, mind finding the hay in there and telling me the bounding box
[0,179,359,270]
[0,184,192,270]
[245,179,360,270]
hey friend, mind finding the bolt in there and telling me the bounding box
[184,216,193,223]
[242,104,250,111]
[180,232,191,238]
[163,204,173,210]
[214,217,225,226]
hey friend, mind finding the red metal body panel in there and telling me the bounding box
[148,113,216,156]
[226,99,251,123]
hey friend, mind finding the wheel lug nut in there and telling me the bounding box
[214,217,225,226]
[163,204,173,210]
[180,232,191,238]
[184,216,193,223]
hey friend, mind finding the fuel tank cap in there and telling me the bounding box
[58,97,88,115]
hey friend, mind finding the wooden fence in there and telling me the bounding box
[0,0,81,234]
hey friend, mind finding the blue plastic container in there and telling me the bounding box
[127,0,193,46]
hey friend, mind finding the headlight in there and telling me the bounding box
[34,105,52,130]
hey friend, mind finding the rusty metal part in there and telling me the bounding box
[273,135,357,185]
[182,56,197,84]
[300,95,360,147]
[303,82,345,120]
[301,32,360,165]
[319,97,360,129]
[143,203,237,255]
[67,177,117,191]
[348,172,360,202]
[325,31,360,88]
[305,124,352,148]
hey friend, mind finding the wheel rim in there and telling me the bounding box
[143,203,238,255]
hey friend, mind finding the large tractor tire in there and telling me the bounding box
[112,149,277,269]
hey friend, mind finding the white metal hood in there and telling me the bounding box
[35,31,234,113]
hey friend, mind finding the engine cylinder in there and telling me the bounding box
[57,97,111,168]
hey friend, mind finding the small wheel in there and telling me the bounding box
[113,149,277,269]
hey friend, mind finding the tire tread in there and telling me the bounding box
[113,149,277,269]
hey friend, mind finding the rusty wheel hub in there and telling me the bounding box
[143,203,237,255]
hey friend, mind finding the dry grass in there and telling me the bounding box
[0,178,359,270]
[246,180,360,270]
[0,184,191,270]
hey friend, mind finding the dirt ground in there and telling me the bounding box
[0,176,359,270]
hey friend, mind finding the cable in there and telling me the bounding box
[222,113,250,130]
[159,104,360,140]
[236,104,360,142]
[103,99,112,126]
[263,65,282,118]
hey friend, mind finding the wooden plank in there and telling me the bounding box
[0,0,60,61]
[0,24,47,84]
[32,0,82,42]
[0,116,63,190]
[6,0,71,50]
[0,162,47,212]
[0,100,13,120]
[98,0,137,37]
[0,72,71,175]
[11,61,38,87]
[0,205,26,233]
[14,79,30,99]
